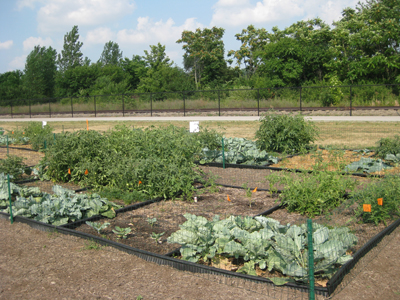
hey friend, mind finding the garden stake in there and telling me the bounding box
[307,219,314,300]
[6,135,8,156]
[222,137,225,169]
[7,174,13,224]
[363,204,371,212]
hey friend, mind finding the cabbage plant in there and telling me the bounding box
[200,137,278,166]
[168,214,357,285]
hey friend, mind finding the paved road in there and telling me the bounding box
[1,116,400,122]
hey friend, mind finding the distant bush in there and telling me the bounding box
[255,112,318,153]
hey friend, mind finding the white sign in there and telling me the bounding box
[42,121,47,128]
[189,121,199,133]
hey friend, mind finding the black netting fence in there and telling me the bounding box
[1,83,400,118]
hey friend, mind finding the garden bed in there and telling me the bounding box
[67,184,396,288]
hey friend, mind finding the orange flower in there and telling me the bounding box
[227,195,231,202]
[68,168,71,175]
[84,169,88,175]
[12,131,14,134]
[377,198,383,206]
[138,180,142,186]
[363,204,371,212]
[253,187,258,193]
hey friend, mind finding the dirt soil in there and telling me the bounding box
[1,213,400,299]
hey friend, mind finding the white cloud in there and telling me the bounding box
[23,36,53,52]
[85,27,115,45]
[117,17,203,46]
[211,0,362,27]
[17,0,42,10]
[9,55,27,70]
[34,0,135,34]
[0,40,14,50]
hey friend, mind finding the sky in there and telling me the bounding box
[0,0,364,74]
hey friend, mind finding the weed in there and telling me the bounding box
[146,217,157,227]
[82,240,103,251]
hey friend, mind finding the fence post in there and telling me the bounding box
[218,90,221,116]
[151,93,153,117]
[307,219,315,300]
[71,97,74,117]
[300,87,302,113]
[10,101,13,118]
[29,99,31,118]
[183,92,186,117]
[7,174,13,224]
[94,96,97,117]
[222,137,225,169]
[49,98,51,118]
[123,95,125,117]
[350,86,352,116]
[257,89,260,117]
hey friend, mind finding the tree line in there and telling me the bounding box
[0,0,399,103]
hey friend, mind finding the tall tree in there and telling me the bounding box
[177,27,227,89]
[24,45,57,98]
[142,43,172,70]
[228,25,268,77]
[98,41,123,66]
[0,70,26,102]
[326,0,400,84]
[57,25,83,72]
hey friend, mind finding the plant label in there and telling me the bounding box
[190,121,199,133]
[363,204,371,212]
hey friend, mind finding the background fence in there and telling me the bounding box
[1,83,400,118]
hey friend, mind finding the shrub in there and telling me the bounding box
[268,170,356,217]
[0,155,28,180]
[350,176,400,225]
[255,112,319,153]
[375,135,400,159]
[22,122,54,150]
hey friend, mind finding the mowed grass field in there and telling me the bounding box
[0,120,400,149]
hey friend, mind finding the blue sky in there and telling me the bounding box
[0,0,364,74]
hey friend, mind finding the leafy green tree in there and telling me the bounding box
[326,0,400,84]
[55,65,98,97]
[120,55,147,91]
[255,19,332,88]
[177,27,228,88]
[136,65,193,94]
[228,25,268,77]
[0,70,26,102]
[57,25,84,72]
[98,41,123,66]
[24,45,57,98]
[142,43,172,70]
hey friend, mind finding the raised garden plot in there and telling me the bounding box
[270,148,400,175]
[64,184,395,288]
[70,187,277,255]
